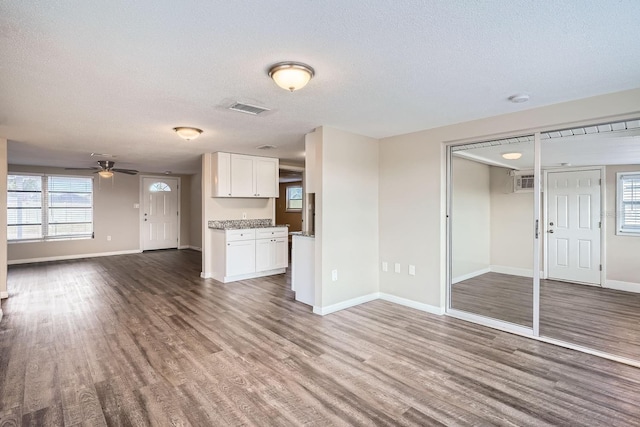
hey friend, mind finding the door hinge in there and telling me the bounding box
[599,221,601,228]
[599,178,602,185]
[599,265,602,271]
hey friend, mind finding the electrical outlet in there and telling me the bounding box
[331,269,338,281]
[242,212,247,219]
[394,263,401,273]
[133,203,140,209]
[409,265,416,276]
[107,235,112,241]
[382,262,388,272]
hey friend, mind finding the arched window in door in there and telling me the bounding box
[149,182,171,192]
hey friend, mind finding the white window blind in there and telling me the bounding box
[8,174,94,241]
[617,172,640,235]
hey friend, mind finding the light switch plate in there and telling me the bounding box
[331,269,338,281]
[382,262,388,272]
[394,263,401,273]
[409,265,416,276]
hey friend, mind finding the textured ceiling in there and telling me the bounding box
[1,1,640,174]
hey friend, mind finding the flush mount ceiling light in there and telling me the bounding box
[173,127,203,140]
[502,152,523,160]
[98,170,114,178]
[268,62,315,92]
[508,93,530,103]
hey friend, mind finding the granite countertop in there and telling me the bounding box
[290,231,315,238]
[208,219,290,230]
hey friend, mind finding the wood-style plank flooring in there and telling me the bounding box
[452,272,640,361]
[1,250,640,426]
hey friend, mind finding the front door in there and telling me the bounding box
[142,177,179,250]
[547,169,601,285]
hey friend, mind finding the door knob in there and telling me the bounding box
[548,230,554,233]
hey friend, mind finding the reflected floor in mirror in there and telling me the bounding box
[452,272,640,361]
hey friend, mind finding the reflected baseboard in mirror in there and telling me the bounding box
[451,272,640,361]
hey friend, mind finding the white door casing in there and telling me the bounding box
[142,177,179,251]
[546,169,601,285]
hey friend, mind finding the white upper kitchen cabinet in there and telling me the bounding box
[212,153,278,198]
[211,152,232,197]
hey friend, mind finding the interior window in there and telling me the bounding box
[149,182,171,192]
[617,172,640,235]
[286,185,302,211]
[8,174,93,241]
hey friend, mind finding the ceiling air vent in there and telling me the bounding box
[256,145,277,150]
[228,102,270,116]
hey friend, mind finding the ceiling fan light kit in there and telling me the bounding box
[268,62,315,92]
[98,170,114,178]
[173,127,203,140]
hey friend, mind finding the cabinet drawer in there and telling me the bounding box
[225,229,256,242]
[256,228,288,239]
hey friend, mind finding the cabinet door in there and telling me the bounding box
[211,152,231,197]
[226,240,255,276]
[255,157,278,197]
[255,238,272,272]
[273,237,288,269]
[230,154,255,197]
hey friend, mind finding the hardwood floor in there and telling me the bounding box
[452,272,640,361]
[1,250,640,426]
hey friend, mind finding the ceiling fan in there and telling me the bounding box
[66,160,139,177]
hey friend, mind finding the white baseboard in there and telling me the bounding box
[379,293,444,315]
[605,280,640,294]
[0,309,3,322]
[313,292,379,316]
[188,246,202,251]
[312,292,445,317]
[0,291,8,299]
[8,249,143,265]
[452,267,490,284]
[490,265,534,278]
[201,272,211,279]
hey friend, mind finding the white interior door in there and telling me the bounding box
[142,177,179,251]
[547,170,601,285]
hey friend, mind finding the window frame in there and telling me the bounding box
[616,171,640,236]
[285,184,303,212]
[8,173,94,242]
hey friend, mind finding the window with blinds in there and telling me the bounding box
[8,174,93,241]
[617,172,640,235]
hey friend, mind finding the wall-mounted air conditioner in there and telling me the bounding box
[509,170,535,193]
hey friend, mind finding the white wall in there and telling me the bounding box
[379,88,640,308]
[451,157,490,281]
[489,166,534,274]
[315,127,379,310]
[190,172,202,250]
[605,165,640,285]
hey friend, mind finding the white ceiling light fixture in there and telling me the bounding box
[508,94,530,103]
[268,62,315,92]
[502,152,523,160]
[173,127,203,140]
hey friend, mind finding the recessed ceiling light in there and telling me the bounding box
[508,94,530,103]
[173,127,203,140]
[502,152,522,160]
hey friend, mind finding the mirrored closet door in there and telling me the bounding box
[539,120,640,362]
[448,136,537,331]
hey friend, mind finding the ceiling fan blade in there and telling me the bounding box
[113,168,139,175]
[65,167,101,171]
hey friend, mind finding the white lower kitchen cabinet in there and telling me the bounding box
[226,240,255,276]
[210,227,288,283]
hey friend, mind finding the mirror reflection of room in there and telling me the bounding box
[450,138,534,328]
[450,119,640,362]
